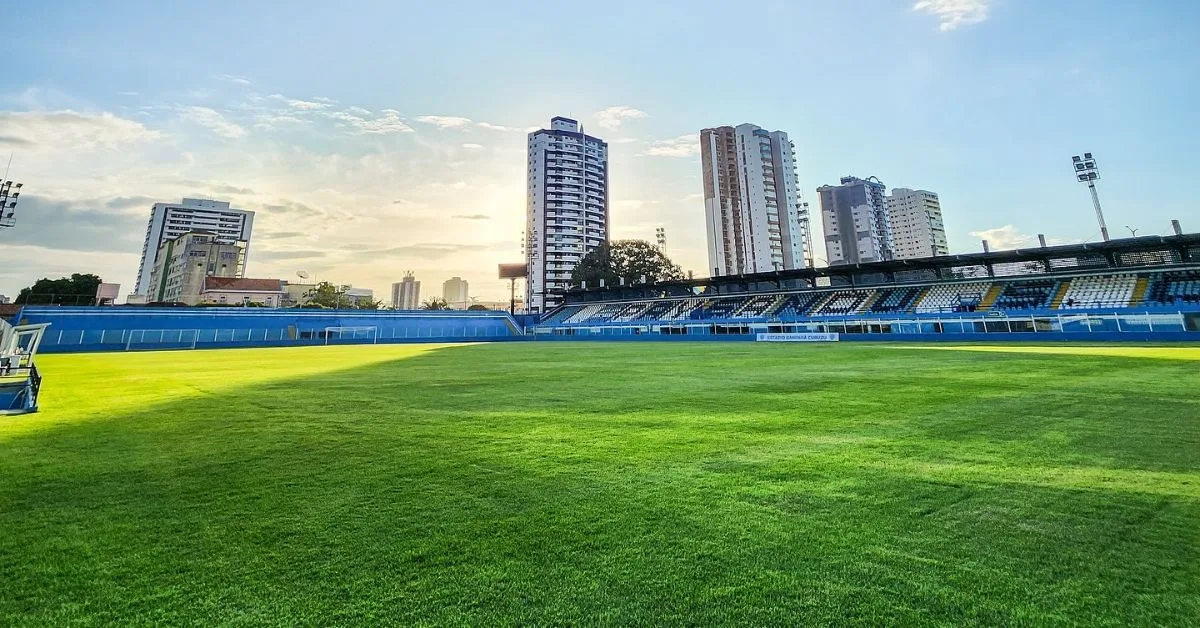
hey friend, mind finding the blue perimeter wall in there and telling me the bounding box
[17,307,524,353]
[12,307,1199,353]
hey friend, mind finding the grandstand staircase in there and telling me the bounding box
[977,284,1005,311]
[907,287,932,313]
[857,291,881,314]
[662,298,699,320]
[1130,277,1150,307]
[730,295,777,319]
[760,295,788,318]
[810,292,837,316]
[1049,281,1072,309]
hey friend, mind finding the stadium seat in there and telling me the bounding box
[992,279,1059,311]
[913,282,992,313]
[1144,270,1200,306]
[770,293,825,320]
[1059,275,1138,309]
[813,290,871,316]
[870,287,923,313]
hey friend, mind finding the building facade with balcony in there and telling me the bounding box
[133,198,254,298]
[145,231,247,304]
[818,176,893,265]
[700,124,808,276]
[887,188,949,260]
[526,116,609,312]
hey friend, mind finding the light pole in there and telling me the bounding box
[0,179,22,229]
[1071,152,1109,242]
[1125,225,1139,237]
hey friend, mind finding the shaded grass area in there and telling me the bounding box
[2,342,1198,625]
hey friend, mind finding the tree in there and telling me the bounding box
[421,297,449,310]
[354,297,383,310]
[302,282,346,308]
[16,273,103,305]
[570,240,683,288]
[466,303,489,311]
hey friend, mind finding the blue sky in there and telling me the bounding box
[2,0,1198,300]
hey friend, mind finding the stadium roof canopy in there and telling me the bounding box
[560,232,1200,303]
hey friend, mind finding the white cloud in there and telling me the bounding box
[0,110,162,151]
[595,106,648,129]
[461,143,484,149]
[179,106,246,139]
[117,91,140,97]
[270,94,331,110]
[643,134,699,158]
[312,96,337,103]
[254,113,307,130]
[215,73,253,85]
[476,122,516,132]
[913,0,991,31]
[346,106,372,116]
[416,115,472,129]
[969,225,1033,250]
[325,110,414,134]
[611,137,639,144]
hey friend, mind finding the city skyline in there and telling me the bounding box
[2,1,1198,300]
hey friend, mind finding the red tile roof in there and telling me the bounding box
[202,277,284,293]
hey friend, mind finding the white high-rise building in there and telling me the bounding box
[526,116,608,312]
[887,188,948,259]
[701,124,808,276]
[133,198,254,296]
[442,277,469,306]
[392,272,420,309]
[817,176,892,265]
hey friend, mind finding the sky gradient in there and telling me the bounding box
[2,0,1198,301]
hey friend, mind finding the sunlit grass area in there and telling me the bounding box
[2,342,1198,625]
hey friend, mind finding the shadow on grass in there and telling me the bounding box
[1,342,1197,625]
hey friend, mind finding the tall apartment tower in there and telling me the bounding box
[526,116,609,312]
[133,198,254,296]
[887,188,949,259]
[392,272,420,309]
[701,124,808,276]
[442,276,469,305]
[817,176,892,265]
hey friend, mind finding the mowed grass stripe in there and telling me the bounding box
[1,342,1197,625]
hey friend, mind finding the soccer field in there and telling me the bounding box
[2,342,1198,625]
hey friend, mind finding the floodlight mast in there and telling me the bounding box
[1071,152,1109,242]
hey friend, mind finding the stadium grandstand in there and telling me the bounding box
[535,233,1200,340]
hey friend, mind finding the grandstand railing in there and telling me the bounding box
[533,310,1198,338]
[42,324,517,352]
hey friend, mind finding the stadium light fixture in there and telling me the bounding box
[0,179,21,229]
[1071,152,1109,242]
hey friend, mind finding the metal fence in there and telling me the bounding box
[534,310,1199,338]
[41,324,517,352]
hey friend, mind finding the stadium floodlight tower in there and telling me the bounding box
[1071,152,1109,242]
[0,179,22,229]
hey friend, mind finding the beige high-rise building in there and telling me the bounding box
[701,124,809,276]
[525,116,609,313]
[145,231,246,304]
[392,272,420,309]
[886,188,948,259]
[442,277,469,306]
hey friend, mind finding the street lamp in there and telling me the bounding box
[0,180,22,229]
[1071,152,1109,242]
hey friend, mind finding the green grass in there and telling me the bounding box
[2,342,1199,626]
